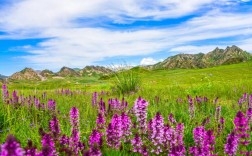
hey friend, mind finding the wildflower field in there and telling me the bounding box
[0,62,252,155]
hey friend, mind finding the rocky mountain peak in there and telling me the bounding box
[10,68,42,81]
[40,69,55,77]
[57,67,80,77]
[80,65,112,76]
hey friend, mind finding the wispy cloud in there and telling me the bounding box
[0,0,251,70]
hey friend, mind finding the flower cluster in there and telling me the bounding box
[224,132,239,156]
[121,112,132,141]
[0,135,24,156]
[39,133,57,156]
[234,111,250,145]
[69,107,80,155]
[48,99,56,111]
[49,116,61,138]
[133,97,149,133]
[131,133,143,154]
[2,90,252,155]
[189,126,216,156]
[96,113,106,130]
[106,114,122,149]
[150,112,164,154]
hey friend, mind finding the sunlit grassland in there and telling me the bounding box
[0,61,252,154]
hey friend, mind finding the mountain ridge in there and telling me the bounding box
[6,45,252,81]
[150,45,252,69]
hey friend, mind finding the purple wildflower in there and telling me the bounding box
[98,98,106,113]
[41,134,57,156]
[169,123,186,156]
[12,90,19,104]
[142,146,149,156]
[24,139,37,156]
[48,99,56,111]
[147,119,153,140]
[190,126,216,156]
[89,146,102,156]
[2,84,9,101]
[163,124,174,150]
[234,111,250,145]
[60,135,69,146]
[70,107,79,128]
[224,132,239,156]
[49,116,61,138]
[193,126,205,146]
[96,113,105,130]
[203,130,216,155]
[69,107,80,155]
[150,112,164,154]
[176,123,185,146]
[89,129,103,148]
[131,133,143,153]
[121,98,128,110]
[195,96,203,104]
[169,145,186,156]
[69,128,80,155]
[188,95,195,119]
[0,134,24,156]
[34,98,40,108]
[218,117,225,135]
[106,114,122,149]
[78,141,85,153]
[121,112,132,141]
[168,113,177,125]
[92,92,98,107]
[189,126,205,155]
[133,97,149,133]
[202,116,210,126]
[108,98,121,112]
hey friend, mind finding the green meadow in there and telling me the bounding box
[0,61,252,155]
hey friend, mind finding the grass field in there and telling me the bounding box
[0,61,252,155]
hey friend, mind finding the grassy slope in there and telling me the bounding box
[0,61,252,154]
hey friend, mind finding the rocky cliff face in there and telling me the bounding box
[9,68,42,81]
[151,45,252,69]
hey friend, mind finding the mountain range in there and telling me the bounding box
[150,45,251,69]
[7,66,113,81]
[4,45,252,81]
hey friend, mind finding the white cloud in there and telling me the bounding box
[0,0,217,31]
[0,0,251,70]
[140,58,160,65]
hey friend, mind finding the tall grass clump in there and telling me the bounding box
[111,65,141,95]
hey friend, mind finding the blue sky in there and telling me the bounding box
[0,0,252,75]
